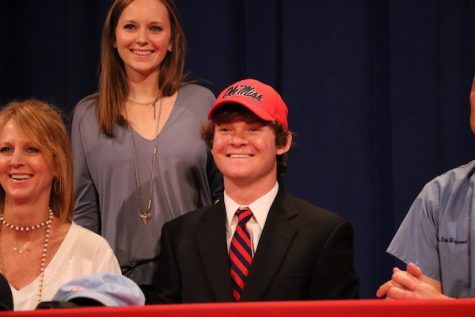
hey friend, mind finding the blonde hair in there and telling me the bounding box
[97,0,186,137]
[0,99,73,222]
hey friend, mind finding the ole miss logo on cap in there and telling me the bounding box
[222,84,263,102]
[209,78,289,130]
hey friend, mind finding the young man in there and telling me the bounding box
[377,76,475,299]
[146,79,359,303]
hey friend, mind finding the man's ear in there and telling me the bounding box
[276,132,292,155]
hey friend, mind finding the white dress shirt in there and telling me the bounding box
[225,183,279,256]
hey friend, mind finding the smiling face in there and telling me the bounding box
[211,118,291,190]
[115,0,172,78]
[0,120,55,206]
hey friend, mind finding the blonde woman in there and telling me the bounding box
[0,100,120,310]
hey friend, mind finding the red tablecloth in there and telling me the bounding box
[1,299,475,317]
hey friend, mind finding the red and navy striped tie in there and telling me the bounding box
[229,208,253,301]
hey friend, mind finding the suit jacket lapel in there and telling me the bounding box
[195,201,233,302]
[241,189,298,301]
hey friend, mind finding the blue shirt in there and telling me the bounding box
[387,160,475,298]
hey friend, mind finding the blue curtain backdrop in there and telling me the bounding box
[1,0,474,298]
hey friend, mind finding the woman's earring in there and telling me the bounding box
[53,177,62,195]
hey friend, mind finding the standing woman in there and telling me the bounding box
[0,100,120,310]
[72,0,222,288]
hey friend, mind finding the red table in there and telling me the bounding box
[1,299,474,317]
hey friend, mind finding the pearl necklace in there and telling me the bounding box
[0,209,53,232]
[0,208,53,304]
[38,209,53,303]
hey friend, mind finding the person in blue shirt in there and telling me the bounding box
[377,75,475,299]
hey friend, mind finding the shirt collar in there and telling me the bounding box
[224,182,279,229]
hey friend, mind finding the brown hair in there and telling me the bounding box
[98,0,186,137]
[0,99,74,222]
[201,104,294,175]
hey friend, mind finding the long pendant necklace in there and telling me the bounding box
[37,209,53,303]
[125,97,163,224]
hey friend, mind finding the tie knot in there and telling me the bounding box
[236,208,253,224]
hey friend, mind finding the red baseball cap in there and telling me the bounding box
[208,79,289,130]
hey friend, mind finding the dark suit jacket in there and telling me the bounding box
[146,188,359,303]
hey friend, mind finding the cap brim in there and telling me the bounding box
[61,291,118,306]
[208,99,275,122]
